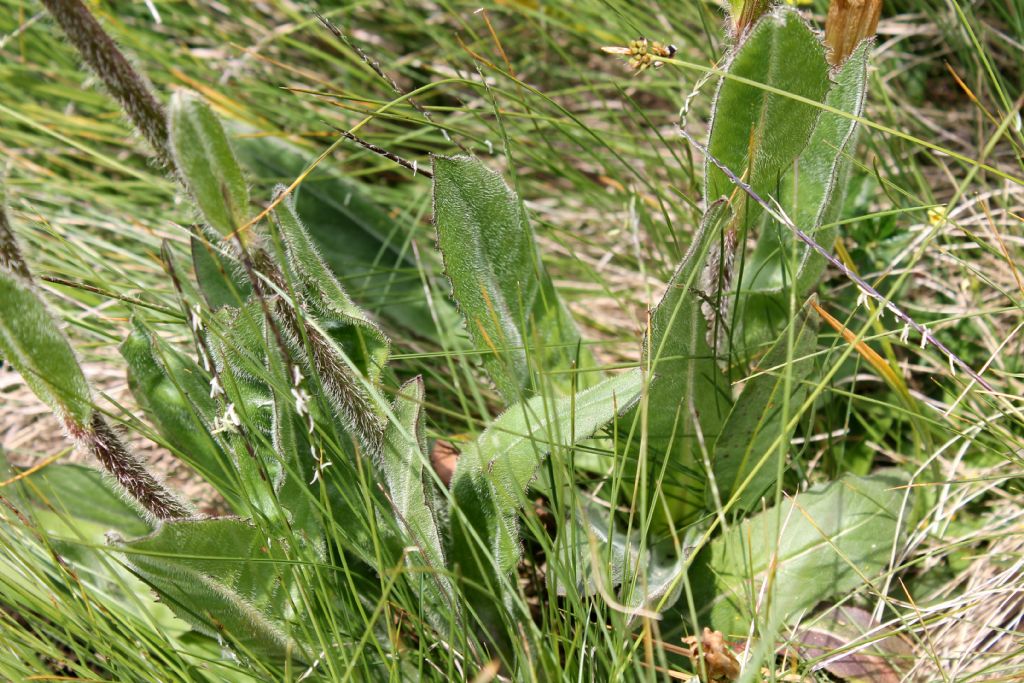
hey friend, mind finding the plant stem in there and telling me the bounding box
[39,0,172,167]
[78,413,192,520]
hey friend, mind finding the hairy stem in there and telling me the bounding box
[77,414,192,520]
[0,187,31,279]
[39,0,171,166]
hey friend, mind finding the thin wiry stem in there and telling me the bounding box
[329,125,432,178]
[314,11,469,155]
[680,128,995,394]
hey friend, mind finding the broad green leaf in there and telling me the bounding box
[619,202,734,525]
[0,270,92,427]
[711,299,818,511]
[448,369,642,626]
[169,90,251,241]
[744,41,870,295]
[381,377,454,613]
[191,232,250,310]
[738,41,870,343]
[432,155,596,403]
[120,319,237,505]
[229,129,461,341]
[273,190,389,384]
[117,518,307,661]
[3,459,189,639]
[705,7,830,220]
[688,473,909,637]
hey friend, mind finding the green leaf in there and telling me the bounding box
[745,42,870,295]
[191,232,250,310]
[738,41,870,341]
[705,7,831,218]
[448,369,642,626]
[711,298,818,511]
[0,270,92,428]
[169,90,251,241]
[117,518,307,661]
[689,473,909,637]
[120,319,236,505]
[229,128,461,342]
[273,190,389,384]
[619,202,734,524]
[432,155,596,403]
[381,377,454,613]
[3,459,189,639]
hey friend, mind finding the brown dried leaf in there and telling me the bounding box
[793,605,912,682]
[825,0,882,65]
[682,628,741,681]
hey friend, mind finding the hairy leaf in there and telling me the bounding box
[738,41,870,342]
[705,7,830,218]
[230,129,460,341]
[711,299,818,511]
[273,190,389,384]
[121,319,235,503]
[117,518,307,661]
[432,155,596,402]
[745,41,870,294]
[169,90,251,241]
[0,270,93,427]
[381,377,453,614]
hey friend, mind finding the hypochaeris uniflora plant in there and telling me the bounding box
[2,1,998,680]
